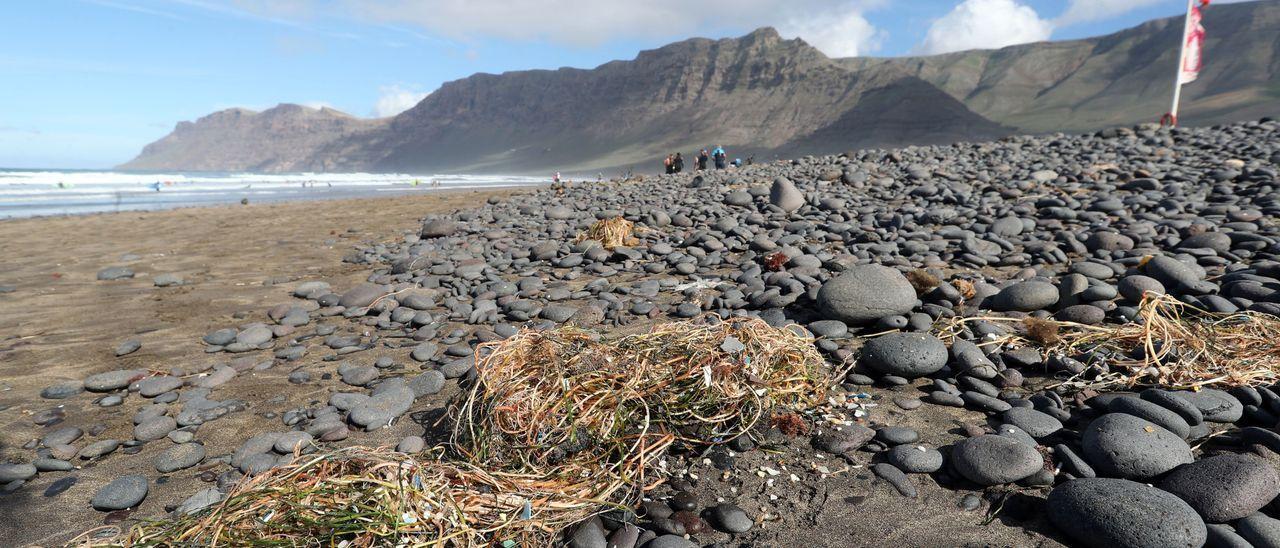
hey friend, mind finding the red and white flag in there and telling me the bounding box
[1180,3,1206,84]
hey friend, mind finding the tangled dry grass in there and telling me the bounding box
[938,293,1280,390]
[92,318,828,547]
[575,217,640,249]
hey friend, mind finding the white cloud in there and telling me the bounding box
[214,0,890,56]
[779,7,885,57]
[373,85,430,118]
[1056,0,1164,27]
[916,0,1053,55]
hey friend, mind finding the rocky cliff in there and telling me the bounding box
[122,1,1279,174]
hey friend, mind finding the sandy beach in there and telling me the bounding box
[1,119,1278,548]
[0,186,1065,548]
[0,190,516,546]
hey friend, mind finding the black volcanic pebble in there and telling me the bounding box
[1081,413,1192,480]
[1157,453,1280,523]
[1046,478,1206,548]
[859,333,948,378]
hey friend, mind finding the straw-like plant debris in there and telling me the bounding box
[938,294,1280,391]
[575,217,639,249]
[454,317,830,490]
[95,318,829,547]
[905,269,941,295]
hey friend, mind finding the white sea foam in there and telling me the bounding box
[0,170,546,218]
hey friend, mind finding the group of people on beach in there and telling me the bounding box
[664,145,748,174]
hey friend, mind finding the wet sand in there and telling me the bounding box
[0,190,517,546]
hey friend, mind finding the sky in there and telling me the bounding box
[0,0,1262,169]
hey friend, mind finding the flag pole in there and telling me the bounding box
[1166,0,1202,127]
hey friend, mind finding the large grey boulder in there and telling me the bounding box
[859,333,948,378]
[1047,478,1206,548]
[1082,413,1193,479]
[816,265,916,325]
[1158,453,1280,523]
[769,177,804,213]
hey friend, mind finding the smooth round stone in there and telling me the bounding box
[1144,256,1203,290]
[886,445,944,473]
[1001,407,1063,438]
[1118,275,1166,301]
[273,431,314,454]
[1047,478,1206,548]
[396,436,425,453]
[235,325,274,346]
[339,283,389,309]
[115,340,142,356]
[138,376,183,397]
[875,427,919,445]
[950,435,1043,485]
[645,535,696,548]
[872,463,917,497]
[1158,453,1280,523]
[1205,523,1251,548]
[134,416,178,442]
[408,371,445,397]
[962,391,1012,413]
[816,265,917,325]
[99,395,124,407]
[1082,413,1192,480]
[203,328,237,346]
[992,281,1059,312]
[893,396,922,410]
[0,463,37,483]
[78,439,120,459]
[96,266,134,280]
[155,443,206,473]
[1175,389,1243,423]
[707,503,753,533]
[807,320,849,339]
[91,475,149,511]
[85,369,146,392]
[41,381,84,399]
[33,458,73,472]
[1237,513,1280,548]
[1055,304,1105,324]
[860,333,948,378]
[1109,396,1191,438]
[1071,262,1115,280]
[42,426,83,447]
[1179,232,1231,253]
[813,424,874,455]
[1140,389,1203,426]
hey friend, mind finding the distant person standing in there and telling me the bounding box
[663,154,674,174]
[673,153,684,173]
[553,172,561,184]
[713,145,727,170]
[697,149,709,170]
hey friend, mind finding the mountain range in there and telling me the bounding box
[121,0,1280,174]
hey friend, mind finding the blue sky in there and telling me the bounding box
[0,0,1257,169]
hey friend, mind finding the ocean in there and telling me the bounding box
[0,169,548,219]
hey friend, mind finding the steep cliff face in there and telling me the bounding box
[120,105,382,172]
[316,28,1007,173]
[842,0,1280,132]
[122,1,1279,174]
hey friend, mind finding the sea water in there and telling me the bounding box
[0,169,547,219]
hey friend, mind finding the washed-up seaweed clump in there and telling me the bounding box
[91,318,829,547]
[938,293,1280,391]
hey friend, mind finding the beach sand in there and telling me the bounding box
[0,189,1063,547]
[0,190,516,546]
